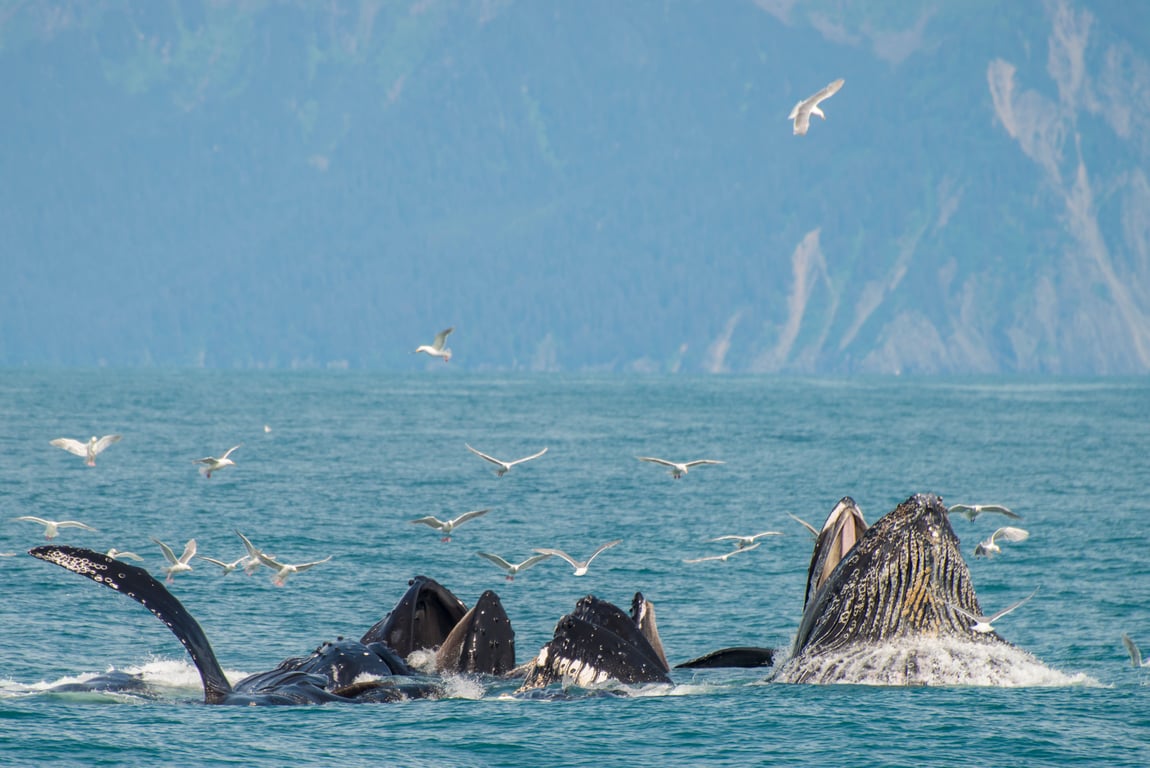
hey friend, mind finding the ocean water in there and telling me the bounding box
[0,370,1147,767]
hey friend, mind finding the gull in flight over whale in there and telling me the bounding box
[256,551,333,587]
[476,552,553,581]
[50,434,122,466]
[410,508,491,542]
[637,456,724,479]
[533,539,622,576]
[195,444,241,479]
[709,530,783,549]
[466,444,548,477]
[789,78,844,135]
[973,526,1030,558]
[685,541,763,564]
[13,516,97,540]
[949,589,1038,634]
[414,327,454,362]
[152,537,197,583]
[947,503,1021,522]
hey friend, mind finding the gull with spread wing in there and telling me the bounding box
[410,508,491,542]
[973,526,1030,558]
[14,516,97,540]
[533,539,622,576]
[414,327,454,362]
[476,552,553,581]
[152,537,197,583]
[949,589,1038,634]
[788,78,844,135]
[637,456,724,479]
[195,444,241,478]
[50,434,122,466]
[466,444,548,477]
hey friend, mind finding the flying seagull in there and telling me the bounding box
[50,434,122,466]
[533,539,622,576]
[685,541,763,564]
[950,589,1038,634]
[233,530,266,575]
[152,537,197,583]
[106,548,144,562]
[195,444,241,478]
[410,508,491,542]
[973,526,1030,558]
[414,327,454,362]
[476,552,553,581]
[947,503,1021,522]
[788,78,844,135]
[256,551,333,587]
[465,444,548,477]
[709,531,783,549]
[13,516,97,540]
[1122,634,1150,668]
[637,456,725,479]
[198,554,251,575]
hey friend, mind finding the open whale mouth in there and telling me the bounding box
[780,494,1028,685]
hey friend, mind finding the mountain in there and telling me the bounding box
[2,0,1148,373]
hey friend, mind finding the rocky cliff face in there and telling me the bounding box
[1,1,1147,373]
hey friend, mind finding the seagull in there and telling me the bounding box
[414,327,454,362]
[106,548,144,562]
[685,541,763,564]
[788,78,844,135]
[709,531,783,549]
[256,551,333,587]
[410,508,491,542]
[234,530,266,575]
[152,537,197,583]
[13,516,97,540]
[1122,634,1150,668]
[636,456,725,479]
[194,444,241,478]
[50,434,122,466]
[533,539,622,576]
[465,444,549,477]
[947,503,1021,522]
[788,513,820,539]
[949,589,1038,634]
[198,554,250,575]
[973,526,1030,558]
[476,552,553,581]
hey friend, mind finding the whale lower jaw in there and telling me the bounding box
[775,637,1074,686]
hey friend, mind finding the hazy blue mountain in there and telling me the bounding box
[2,0,1148,373]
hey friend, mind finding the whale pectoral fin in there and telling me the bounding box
[436,590,516,676]
[29,545,234,704]
[673,646,776,669]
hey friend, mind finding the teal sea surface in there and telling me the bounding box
[0,371,1147,766]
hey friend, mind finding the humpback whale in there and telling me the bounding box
[776,493,1054,685]
[30,547,514,703]
[517,593,673,692]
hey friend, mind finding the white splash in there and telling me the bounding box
[774,637,1098,687]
